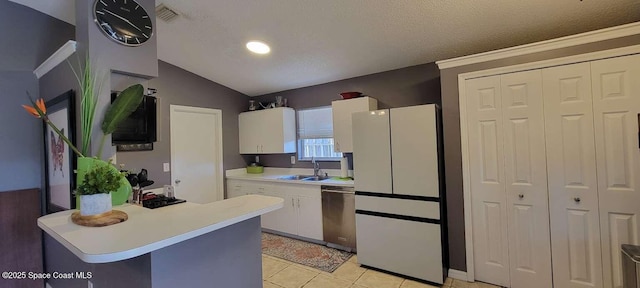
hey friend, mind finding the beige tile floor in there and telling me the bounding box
[262,254,501,288]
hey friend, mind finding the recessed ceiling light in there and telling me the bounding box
[246,41,270,54]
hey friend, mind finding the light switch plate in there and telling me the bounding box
[291,156,296,164]
[163,163,170,172]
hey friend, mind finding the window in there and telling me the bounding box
[297,107,342,161]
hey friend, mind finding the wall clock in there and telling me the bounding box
[93,0,153,46]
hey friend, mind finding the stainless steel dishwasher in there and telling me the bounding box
[321,185,356,252]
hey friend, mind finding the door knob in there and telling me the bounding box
[574,197,581,203]
[518,194,524,199]
[175,179,181,184]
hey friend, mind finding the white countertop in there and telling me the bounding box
[226,168,355,187]
[38,194,283,264]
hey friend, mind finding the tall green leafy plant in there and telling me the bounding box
[97,84,145,158]
[68,56,103,157]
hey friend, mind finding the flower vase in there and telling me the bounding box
[76,157,132,209]
[79,193,112,216]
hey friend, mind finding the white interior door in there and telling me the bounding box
[466,75,510,287]
[543,62,603,288]
[591,54,640,288]
[170,105,224,204]
[501,70,553,288]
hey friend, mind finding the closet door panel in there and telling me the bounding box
[543,62,603,288]
[501,70,552,288]
[466,75,510,287]
[592,54,640,288]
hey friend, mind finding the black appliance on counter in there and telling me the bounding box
[142,195,186,209]
[125,169,186,209]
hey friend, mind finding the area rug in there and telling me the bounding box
[261,232,353,273]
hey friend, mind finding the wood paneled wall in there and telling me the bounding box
[0,189,43,288]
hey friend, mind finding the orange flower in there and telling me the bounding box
[22,98,46,118]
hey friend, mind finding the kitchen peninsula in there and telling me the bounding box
[38,195,283,288]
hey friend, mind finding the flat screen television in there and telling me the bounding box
[110,92,157,144]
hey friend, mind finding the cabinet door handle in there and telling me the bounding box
[336,142,340,152]
[291,198,294,207]
[261,145,264,152]
[574,197,581,203]
[518,194,524,199]
[297,198,300,208]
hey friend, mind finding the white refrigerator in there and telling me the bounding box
[352,104,447,285]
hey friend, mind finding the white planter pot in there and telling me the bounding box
[79,193,112,216]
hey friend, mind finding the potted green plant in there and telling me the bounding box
[22,58,145,217]
[75,82,145,207]
[76,160,126,216]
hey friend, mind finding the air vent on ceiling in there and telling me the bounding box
[156,3,179,22]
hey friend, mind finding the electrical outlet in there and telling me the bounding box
[290,156,296,164]
[163,162,170,172]
[88,280,93,288]
[255,156,259,163]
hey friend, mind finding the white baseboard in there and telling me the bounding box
[448,269,468,281]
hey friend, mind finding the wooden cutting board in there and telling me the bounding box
[71,210,128,227]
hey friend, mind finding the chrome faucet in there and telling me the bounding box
[312,157,321,177]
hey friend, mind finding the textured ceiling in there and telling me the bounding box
[11,0,640,96]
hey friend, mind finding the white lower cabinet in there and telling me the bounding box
[225,180,270,199]
[225,179,323,241]
[261,188,297,235]
[226,179,245,199]
[294,190,323,240]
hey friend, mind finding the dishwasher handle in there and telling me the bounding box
[322,189,355,194]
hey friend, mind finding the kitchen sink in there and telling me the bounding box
[277,175,330,181]
[301,176,331,181]
[277,175,314,180]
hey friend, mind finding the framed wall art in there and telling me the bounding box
[43,90,76,213]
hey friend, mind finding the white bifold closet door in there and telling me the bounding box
[591,54,640,288]
[543,62,603,288]
[501,71,552,288]
[467,70,552,288]
[467,75,510,287]
[467,53,640,288]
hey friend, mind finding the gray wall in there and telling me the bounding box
[0,1,75,72]
[75,0,158,159]
[0,72,42,192]
[250,63,441,170]
[116,61,249,188]
[0,1,75,192]
[440,34,640,271]
[75,0,158,79]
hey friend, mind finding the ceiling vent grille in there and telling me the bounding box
[156,3,179,22]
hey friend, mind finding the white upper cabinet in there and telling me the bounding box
[332,97,378,153]
[239,107,296,154]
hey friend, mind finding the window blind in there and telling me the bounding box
[297,107,334,139]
